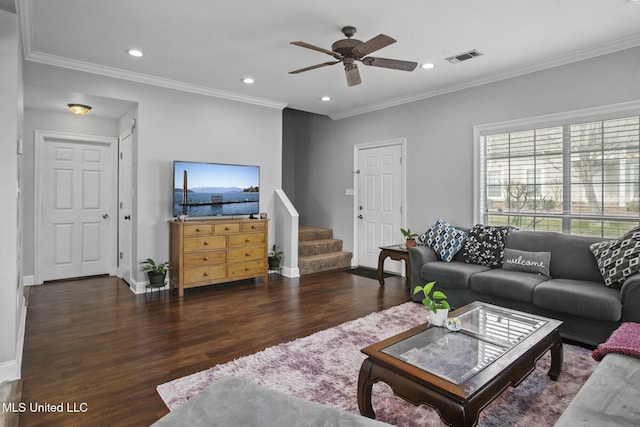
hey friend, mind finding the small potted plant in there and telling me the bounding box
[400,228,419,247]
[413,281,451,326]
[141,258,171,287]
[268,244,283,269]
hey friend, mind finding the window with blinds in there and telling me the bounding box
[480,114,640,237]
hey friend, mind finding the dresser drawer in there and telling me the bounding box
[228,260,265,278]
[228,232,265,247]
[214,223,240,234]
[184,224,212,236]
[183,265,226,285]
[240,222,265,232]
[183,235,226,252]
[228,247,265,262]
[184,250,226,267]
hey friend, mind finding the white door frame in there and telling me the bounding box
[34,130,118,285]
[117,128,133,285]
[353,138,407,269]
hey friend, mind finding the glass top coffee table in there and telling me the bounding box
[357,302,563,426]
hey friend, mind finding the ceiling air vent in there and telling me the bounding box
[445,49,483,64]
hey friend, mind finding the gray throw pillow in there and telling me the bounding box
[502,248,551,277]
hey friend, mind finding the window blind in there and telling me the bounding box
[480,115,640,237]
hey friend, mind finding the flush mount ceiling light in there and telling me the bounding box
[421,62,435,70]
[320,96,331,102]
[242,77,255,84]
[126,48,144,57]
[67,104,92,115]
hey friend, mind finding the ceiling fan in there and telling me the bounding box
[289,26,418,87]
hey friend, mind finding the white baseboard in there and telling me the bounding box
[0,298,26,383]
[280,266,300,278]
[128,278,168,295]
[23,275,35,286]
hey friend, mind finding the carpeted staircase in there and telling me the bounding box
[298,226,352,275]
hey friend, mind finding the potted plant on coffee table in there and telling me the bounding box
[400,228,419,247]
[413,281,451,326]
[268,244,283,270]
[141,258,171,287]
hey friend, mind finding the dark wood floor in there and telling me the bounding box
[20,270,410,427]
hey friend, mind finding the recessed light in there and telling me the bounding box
[421,63,435,70]
[627,0,640,3]
[242,77,255,84]
[126,49,144,57]
[320,96,331,102]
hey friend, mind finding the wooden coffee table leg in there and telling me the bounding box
[548,331,563,380]
[357,358,376,418]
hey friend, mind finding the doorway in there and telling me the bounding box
[34,131,118,284]
[354,139,406,274]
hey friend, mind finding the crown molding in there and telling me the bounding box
[24,50,288,111]
[329,34,640,120]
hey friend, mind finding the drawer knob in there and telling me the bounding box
[225,227,230,231]
[203,272,209,277]
[245,253,250,257]
[203,257,209,261]
[196,228,201,232]
[245,267,250,271]
[245,239,251,243]
[251,225,256,229]
[203,241,209,246]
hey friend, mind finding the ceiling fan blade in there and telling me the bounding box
[352,34,396,57]
[290,41,342,60]
[289,61,341,74]
[361,56,418,71]
[345,64,361,87]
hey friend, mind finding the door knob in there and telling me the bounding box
[102,213,109,219]
[358,214,363,219]
[124,215,131,220]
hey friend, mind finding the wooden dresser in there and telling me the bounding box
[169,218,268,296]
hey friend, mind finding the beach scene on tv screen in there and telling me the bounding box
[173,161,259,217]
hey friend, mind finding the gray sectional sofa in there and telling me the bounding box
[409,228,640,346]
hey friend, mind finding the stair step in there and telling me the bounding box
[299,239,343,257]
[299,226,333,242]
[299,251,352,276]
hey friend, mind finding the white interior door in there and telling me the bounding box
[356,142,404,272]
[36,131,116,283]
[118,130,133,284]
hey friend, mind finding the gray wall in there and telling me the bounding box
[23,62,283,285]
[290,47,640,254]
[0,9,22,382]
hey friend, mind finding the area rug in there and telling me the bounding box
[157,302,598,426]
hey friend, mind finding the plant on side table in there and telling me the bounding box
[400,228,419,247]
[413,281,451,326]
[141,258,171,287]
[268,244,283,270]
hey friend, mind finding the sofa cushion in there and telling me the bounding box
[590,226,640,288]
[533,279,622,322]
[469,269,548,303]
[553,353,640,427]
[420,261,489,290]
[418,219,468,262]
[502,248,551,277]
[505,230,605,282]
[461,224,511,268]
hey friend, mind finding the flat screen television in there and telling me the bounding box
[173,161,260,218]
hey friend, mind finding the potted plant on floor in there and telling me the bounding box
[413,281,451,326]
[141,258,171,287]
[268,244,283,270]
[400,228,419,247]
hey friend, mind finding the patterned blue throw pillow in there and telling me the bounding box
[418,219,468,262]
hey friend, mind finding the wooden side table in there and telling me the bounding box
[377,244,411,287]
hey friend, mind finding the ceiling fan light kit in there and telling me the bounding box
[289,26,417,87]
